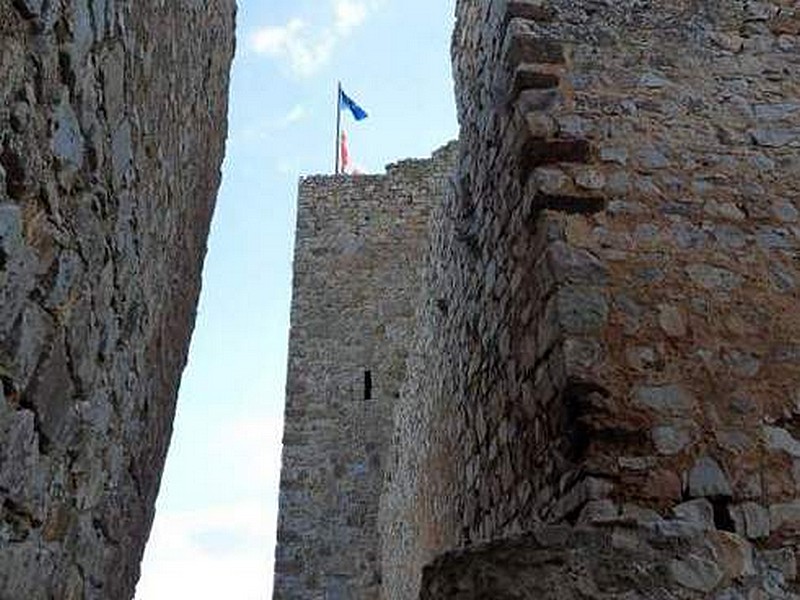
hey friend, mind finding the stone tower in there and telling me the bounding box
[273,145,457,599]
[277,1,800,598]
[0,2,234,598]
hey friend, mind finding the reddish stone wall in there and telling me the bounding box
[383,1,800,597]
[454,0,800,534]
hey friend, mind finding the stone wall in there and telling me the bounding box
[273,144,457,600]
[276,1,800,598]
[0,2,235,598]
[421,523,800,599]
[384,0,800,598]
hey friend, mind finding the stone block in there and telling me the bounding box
[634,385,696,417]
[730,502,770,540]
[505,29,566,66]
[672,498,715,529]
[670,554,723,593]
[687,457,733,499]
[555,285,608,335]
[505,1,554,23]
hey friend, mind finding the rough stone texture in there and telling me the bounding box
[420,524,797,599]
[387,0,800,597]
[273,144,457,600]
[276,0,800,598]
[0,2,235,598]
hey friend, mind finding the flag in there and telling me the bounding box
[335,84,368,174]
[339,88,368,121]
[340,130,351,173]
[340,131,363,175]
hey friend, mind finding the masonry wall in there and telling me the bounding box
[386,0,800,598]
[273,144,457,600]
[0,2,235,598]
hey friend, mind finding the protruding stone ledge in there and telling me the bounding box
[505,0,555,25]
[504,19,566,67]
[510,65,561,101]
[520,139,593,177]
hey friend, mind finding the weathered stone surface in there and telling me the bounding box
[420,526,792,599]
[275,0,800,598]
[672,499,714,530]
[0,1,235,598]
[764,426,800,458]
[670,554,723,593]
[635,384,697,417]
[658,304,687,338]
[652,424,694,456]
[770,501,800,535]
[688,457,733,499]
[273,146,457,599]
[730,502,770,540]
[760,547,797,582]
[708,531,755,581]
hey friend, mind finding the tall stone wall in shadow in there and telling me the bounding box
[387,0,800,598]
[0,2,235,598]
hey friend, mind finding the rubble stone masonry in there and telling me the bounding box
[0,1,235,598]
[274,144,457,599]
[412,0,800,598]
[279,0,800,598]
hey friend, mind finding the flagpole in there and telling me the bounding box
[335,81,342,174]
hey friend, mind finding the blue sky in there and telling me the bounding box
[134,1,458,598]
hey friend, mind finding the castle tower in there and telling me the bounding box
[273,145,457,599]
[275,1,800,598]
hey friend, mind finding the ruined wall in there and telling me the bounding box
[420,524,798,600]
[273,144,457,600]
[385,0,800,598]
[0,2,235,598]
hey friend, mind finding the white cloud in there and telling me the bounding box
[250,19,336,78]
[283,105,308,126]
[334,0,368,34]
[276,159,301,176]
[249,0,379,77]
[231,105,309,145]
[250,18,304,55]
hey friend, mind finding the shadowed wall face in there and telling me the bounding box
[408,0,800,598]
[0,2,234,598]
[276,1,800,598]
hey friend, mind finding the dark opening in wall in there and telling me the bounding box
[711,497,735,532]
[364,370,372,400]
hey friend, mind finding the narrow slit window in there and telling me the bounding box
[364,370,372,400]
